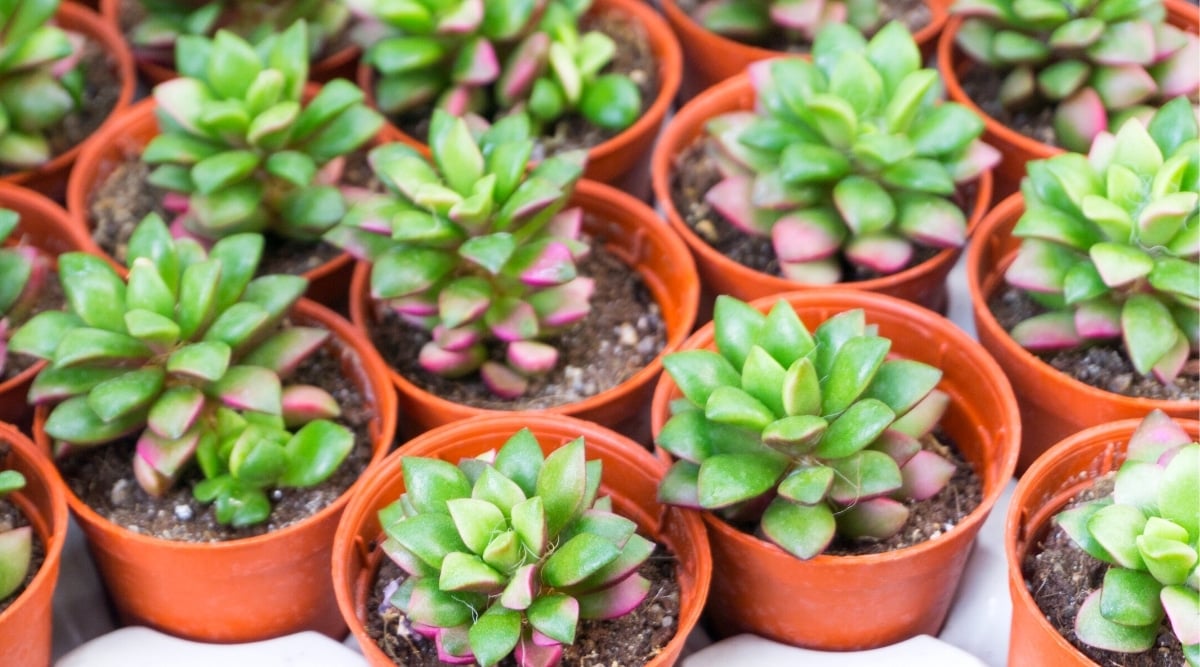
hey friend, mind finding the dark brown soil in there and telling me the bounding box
[365,544,682,666]
[367,237,666,411]
[958,63,1058,147]
[675,0,930,52]
[1023,475,1185,666]
[1,271,65,382]
[669,139,972,282]
[386,10,659,157]
[54,336,377,542]
[990,286,1200,401]
[87,148,378,277]
[0,35,121,176]
[0,495,45,615]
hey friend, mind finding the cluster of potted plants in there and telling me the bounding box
[0,0,1195,664]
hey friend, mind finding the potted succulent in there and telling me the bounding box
[18,214,398,642]
[650,289,1020,650]
[0,184,98,425]
[332,413,712,667]
[0,421,68,667]
[100,0,361,84]
[65,20,384,308]
[651,22,995,314]
[661,0,951,100]
[351,0,682,195]
[331,110,698,439]
[0,0,135,200]
[966,97,1198,473]
[1007,410,1199,665]
[938,0,1199,197]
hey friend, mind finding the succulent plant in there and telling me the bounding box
[0,0,85,169]
[9,214,353,527]
[697,0,882,45]
[1004,97,1199,386]
[952,0,1200,152]
[0,209,50,377]
[703,22,998,284]
[325,110,592,398]
[380,429,653,667]
[144,20,383,241]
[656,295,957,560]
[0,469,30,601]
[1052,410,1199,664]
[128,0,351,69]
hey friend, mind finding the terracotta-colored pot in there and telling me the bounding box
[650,289,1020,650]
[33,299,398,643]
[661,0,949,101]
[0,1,135,201]
[939,2,1200,202]
[99,0,361,85]
[966,193,1198,474]
[0,422,68,667]
[1006,417,1200,666]
[349,178,699,443]
[357,0,682,199]
[650,73,993,317]
[332,413,712,667]
[0,184,98,426]
[65,96,367,309]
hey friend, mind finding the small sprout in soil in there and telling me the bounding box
[702,22,998,284]
[697,0,882,45]
[144,20,383,241]
[1005,97,1199,386]
[1053,410,1199,663]
[324,109,592,398]
[11,214,353,527]
[656,294,957,560]
[951,0,1200,151]
[380,429,653,667]
[0,208,51,377]
[0,469,30,601]
[0,0,85,168]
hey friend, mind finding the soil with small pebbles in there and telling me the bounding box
[958,64,1058,147]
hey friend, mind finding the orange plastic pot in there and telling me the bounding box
[32,299,398,643]
[966,193,1198,474]
[650,289,1020,650]
[349,178,699,442]
[0,422,68,667]
[358,0,682,199]
[0,184,99,426]
[661,0,949,101]
[650,73,993,317]
[1006,418,1200,666]
[939,2,1200,202]
[332,413,712,667]
[65,97,367,309]
[0,1,135,201]
[99,0,362,85]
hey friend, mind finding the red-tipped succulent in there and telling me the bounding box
[0,209,50,378]
[325,109,591,398]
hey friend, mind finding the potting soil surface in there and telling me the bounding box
[957,64,1059,148]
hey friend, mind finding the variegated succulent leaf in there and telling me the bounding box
[0,468,31,601]
[0,208,51,377]
[1007,98,1200,385]
[325,110,591,397]
[698,0,883,43]
[1052,410,1199,662]
[10,214,348,517]
[656,295,957,560]
[145,19,383,241]
[379,429,653,667]
[705,22,996,284]
[0,0,85,169]
[951,0,1200,151]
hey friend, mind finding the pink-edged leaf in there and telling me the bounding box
[213,366,282,414]
[1161,586,1200,646]
[890,389,950,439]
[507,341,558,375]
[410,622,440,639]
[433,324,482,352]
[1011,312,1082,350]
[438,278,491,330]
[897,196,968,248]
[1087,21,1155,66]
[706,176,772,236]
[576,574,650,620]
[1091,242,1154,288]
[1127,409,1192,463]
[772,212,843,262]
[436,631,476,665]
[1074,300,1122,339]
[837,497,910,539]
[771,0,823,30]
[498,32,550,104]
[153,78,210,135]
[453,38,498,85]
[438,0,483,32]
[1075,589,1158,652]
[500,563,537,610]
[870,429,922,467]
[488,300,539,342]
[897,450,956,501]
[531,630,558,647]
[163,192,190,214]
[519,242,575,287]
[1005,240,1075,294]
[949,140,1002,183]
[514,641,563,667]
[1151,331,1189,385]
[1152,34,1200,98]
[1152,23,1189,61]
[281,385,341,426]
[241,327,330,375]
[134,430,199,496]
[147,386,205,439]
[530,277,595,327]
[1055,89,1109,152]
[1091,65,1156,110]
[481,361,528,398]
[545,208,583,242]
[389,295,438,317]
[418,341,485,378]
[845,234,913,274]
[779,258,841,284]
